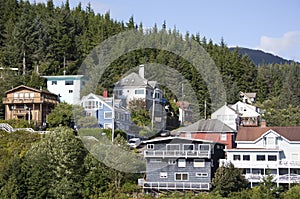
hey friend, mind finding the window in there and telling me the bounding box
[220,133,227,141]
[196,173,208,177]
[65,80,74,85]
[233,155,241,161]
[155,92,160,98]
[175,173,188,181]
[194,159,205,167]
[291,153,299,160]
[104,111,112,119]
[24,92,29,100]
[183,144,194,151]
[104,123,112,129]
[52,81,57,85]
[199,144,210,151]
[19,92,24,99]
[30,92,34,99]
[257,155,265,161]
[69,90,73,93]
[243,155,250,161]
[147,144,154,150]
[265,137,278,146]
[149,159,162,163]
[168,159,176,165]
[268,155,277,161]
[13,93,18,99]
[178,159,186,167]
[160,172,168,178]
[135,89,144,94]
[166,144,180,151]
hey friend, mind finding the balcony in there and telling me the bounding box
[143,181,210,190]
[219,159,279,168]
[3,97,58,104]
[144,150,210,159]
[245,174,300,184]
[279,160,300,168]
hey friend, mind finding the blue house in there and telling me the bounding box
[80,93,132,132]
[141,137,225,192]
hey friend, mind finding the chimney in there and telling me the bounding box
[103,90,108,98]
[139,64,144,79]
[261,119,267,127]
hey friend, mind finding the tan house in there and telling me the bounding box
[2,85,59,127]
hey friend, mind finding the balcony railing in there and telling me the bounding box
[220,159,300,169]
[245,174,300,184]
[143,181,210,190]
[144,150,210,158]
[3,97,58,104]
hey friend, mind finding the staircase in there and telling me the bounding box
[0,123,14,133]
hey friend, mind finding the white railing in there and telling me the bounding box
[143,181,210,190]
[0,123,14,132]
[279,160,300,167]
[144,150,210,158]
[0,123,49,134]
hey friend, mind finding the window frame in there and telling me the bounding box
[174,173,189,181]
[104,111,113,119]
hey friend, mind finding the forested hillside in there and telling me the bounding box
[0,0,299,125]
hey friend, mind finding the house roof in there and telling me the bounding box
[236,126,300,142]
[114,72,148,87]
[142,136,223,144]
[244,92,257,98]
[172,119,236,135]
[5,85,57,96]
[41,75,83,80]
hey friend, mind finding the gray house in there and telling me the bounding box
[141,137,225,192]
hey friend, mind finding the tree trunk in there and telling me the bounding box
[23,51,26,76]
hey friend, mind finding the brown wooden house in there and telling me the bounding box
[2,85,59,127]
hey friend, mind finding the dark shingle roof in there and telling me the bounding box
[172,119,236,135]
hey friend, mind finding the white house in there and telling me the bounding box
[42,75,83,104]
[220,126,300,188]
[240,91,257,104]
[113,65,163,110]
[229,101,261,127]
[211,104,239,131]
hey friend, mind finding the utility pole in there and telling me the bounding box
[204,100,207,120]
[181,83,185,126]
[151,89,156,131]
[111,94,115,143]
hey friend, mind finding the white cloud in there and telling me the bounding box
[257,31,300,61]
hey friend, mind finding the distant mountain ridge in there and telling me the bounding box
[229,47,295,66]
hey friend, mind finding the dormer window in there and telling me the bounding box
[264,136,278,148]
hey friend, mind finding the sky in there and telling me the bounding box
[32,0,300,62]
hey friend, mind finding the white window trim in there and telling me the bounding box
[178,159,186,167]
[183,144,194,152]
[198,144,210,152]
[104,111,113,119]
[104,123,112,129]
[147,144,154,150]
[160,172,168,179]
[194,159,205,167]
[168,159,176,165]
[196,172,208,177]
[166,144,180,151]
[174,172,189,181]
[220,132,227,141]
[149,159,162,163]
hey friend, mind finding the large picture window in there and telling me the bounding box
[135,89,144,94]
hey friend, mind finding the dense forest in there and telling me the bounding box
[0,1,300,198]
[0,0,299,125]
